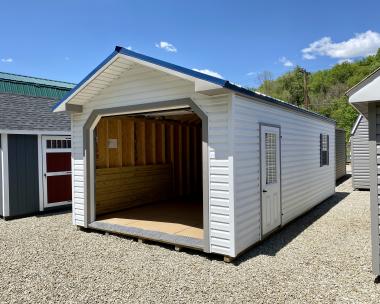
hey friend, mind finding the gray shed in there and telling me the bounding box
[335,128,346,180]
[350,115,369,190]
[0,72,74,219]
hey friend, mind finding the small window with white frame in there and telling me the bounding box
[320,134,329,167]
[46,139,71,150]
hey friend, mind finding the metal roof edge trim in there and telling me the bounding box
[226,83,336,124]
[54,46,335,124]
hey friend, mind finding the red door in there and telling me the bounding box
[43,137,72,207]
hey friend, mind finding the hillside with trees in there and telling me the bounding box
[255,49,380,141]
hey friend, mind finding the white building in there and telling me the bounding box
[347,67,380,276]
[54,46,336,261]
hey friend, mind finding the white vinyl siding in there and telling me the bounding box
[70,66,235,256]
[351,116,370,189]
[232,95,335,255]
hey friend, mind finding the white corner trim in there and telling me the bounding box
[37,135,44,212]
[351,115,362,135]
[228,94,236,257]
[89,122,97,224]
[1,134,9,217]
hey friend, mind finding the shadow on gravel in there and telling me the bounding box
[35,208,71,218]
[3,208,71,221]
[234,190,350,266]
[336,173,352,186]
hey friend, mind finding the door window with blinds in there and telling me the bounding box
[320,134,329,166]
[265,133,277,184]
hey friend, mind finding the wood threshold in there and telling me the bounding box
[91,199,204,250]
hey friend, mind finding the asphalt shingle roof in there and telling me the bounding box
[0,92,70,131]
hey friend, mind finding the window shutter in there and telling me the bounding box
[327,134,329,165]
[320,133,322,167]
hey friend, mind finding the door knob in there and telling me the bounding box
[262,189,267,193]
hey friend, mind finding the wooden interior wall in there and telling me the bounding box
[96,164,172,215]
[95,115,202,214]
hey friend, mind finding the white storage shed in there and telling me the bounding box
[350,115,370,189]
[54,47,336,260]
[347,67,380,276]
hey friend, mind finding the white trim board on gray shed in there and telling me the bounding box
[347,67,380,277]
[55,47,336,260]
[350,115,370,190]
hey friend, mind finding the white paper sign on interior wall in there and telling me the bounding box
[107,139,118,149]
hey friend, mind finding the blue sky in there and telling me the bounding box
[1,0,380,87]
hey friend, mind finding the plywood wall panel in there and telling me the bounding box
[156,122,166,164]
[96,119,108,168]
[135,120,146,165]
[107,119,122,167]
[122,119,135,166]
[95,115,202,214]
[146,121,156,164]
[96,164,172,215]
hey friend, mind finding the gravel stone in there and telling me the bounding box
[0,176,380,303]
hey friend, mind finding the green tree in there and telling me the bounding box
[254,48,380,142]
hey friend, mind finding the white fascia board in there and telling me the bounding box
[57,51,225,112]
[37,135,44,212]
[1,134,9,217]
[54,54,120,112]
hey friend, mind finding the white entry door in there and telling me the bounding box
[260,125,281,236]
[42,136,72,208]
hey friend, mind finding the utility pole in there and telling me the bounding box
[301,68,310,109]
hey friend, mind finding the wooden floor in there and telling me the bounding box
[96,200,203,239]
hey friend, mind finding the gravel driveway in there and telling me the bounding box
[1,176,380,303]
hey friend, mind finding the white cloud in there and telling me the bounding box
[302,30,380,60]
[338,58,353,64]
[303,53,316,60]
[192,68,223,79]
[126,46,133,50]
[155,41,177,52]
[279,56,294,67]
[1,58,13,63]
[246,71,256,76]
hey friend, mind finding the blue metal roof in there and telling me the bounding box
[53,46,335,124]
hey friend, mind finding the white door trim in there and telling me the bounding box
[38,135,44,212]
[260,123,282,238]
[1,134,9,217]
[42,136,72,208]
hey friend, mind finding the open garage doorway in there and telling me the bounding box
[91,107,206,249]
